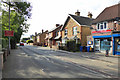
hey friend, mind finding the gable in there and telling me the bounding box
[61,16,80,31]
[64,17,80,29]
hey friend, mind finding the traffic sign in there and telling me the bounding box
[4,30,14,37]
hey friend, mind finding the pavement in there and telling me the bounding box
[32,45,120,64]
[2,45,120,78]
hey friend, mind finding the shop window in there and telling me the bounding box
[115,38,120,52]
[101,39,111,50]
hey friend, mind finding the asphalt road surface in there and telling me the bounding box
[2,45,119,78]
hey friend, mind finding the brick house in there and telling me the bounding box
[45,24,62,49]
[88,3,120,55]
[33,30,48,46]
[61,11,93,46]
[33,32,37,45]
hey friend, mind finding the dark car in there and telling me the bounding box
[20,42,24,46]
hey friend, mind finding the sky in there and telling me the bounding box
[21,0,120,38]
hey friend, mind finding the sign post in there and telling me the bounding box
[8,2,10,54]
[4,31,14,37]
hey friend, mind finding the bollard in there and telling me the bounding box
[0,51,4,70]
[105,50,109,57]
[2,48,7,62]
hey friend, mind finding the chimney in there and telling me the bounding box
[75,10,80,16]
[88,12,93,18]
[56,24,60,27]
[45,30,48,32]
[42,29,44,33]
[35,32,37,36]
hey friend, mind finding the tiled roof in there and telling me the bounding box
[93,3,120,24]
[61,14,93,30]
[49,25,62,33]
[69,14,93,26]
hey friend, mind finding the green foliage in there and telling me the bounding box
[21,39,25,43]
[2,1,32,49]
[26,40,33,43]
[2,38,8,48]
[66,40,76,52]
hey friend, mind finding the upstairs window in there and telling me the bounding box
[97,24,100,29]
[104,22,107,29]
[64,29,68,35]
[55,31,58,37]
[97,22,107,30]
[73,27,77,35]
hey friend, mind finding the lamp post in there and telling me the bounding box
[8,2,10,54]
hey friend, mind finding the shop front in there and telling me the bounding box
[93,36,112,53]
[93,34,120,55]
[113,34,120,55]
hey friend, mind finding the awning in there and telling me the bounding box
[54,36,61,40]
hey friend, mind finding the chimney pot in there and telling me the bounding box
[88,12,93,18]
[75,10,80,16]
[42,29,44,33]
[56,24,60,27]
[35,32,37,36]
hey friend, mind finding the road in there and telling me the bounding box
[2,45,119,78]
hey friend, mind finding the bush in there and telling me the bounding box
[76,43,81,51]
[26,40,33,43]
[60,40,81,52]
[66,40,76,52]
[2,38,8,48]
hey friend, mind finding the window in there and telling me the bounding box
[104,22,107,29]
[73,27,77,35]
[97,22,107,30]
[55,31,58,37]
[100,23,103,29]
[97,24,100,29]
[64,29,68,35]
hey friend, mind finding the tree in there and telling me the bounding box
[2,1,32,49]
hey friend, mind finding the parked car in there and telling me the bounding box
[20,42,24,46]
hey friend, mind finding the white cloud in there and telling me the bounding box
[21,0,120,38]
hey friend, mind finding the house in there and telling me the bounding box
[61,11,93,46]
[88,3,120,55]
[45,24,62,49]
[33,30,48,46]
[33,32,37,45]
[36,30,48,46]
[39,30,48,46]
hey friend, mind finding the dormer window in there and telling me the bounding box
[97,22,107,30]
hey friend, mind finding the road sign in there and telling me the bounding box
[4,30,14,37]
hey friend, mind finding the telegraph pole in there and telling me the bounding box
[8,2,10,54]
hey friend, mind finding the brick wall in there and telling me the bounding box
[62,18,80,39]
[62,17,91,46]
[81,26,91,46]
[40,31,48,45]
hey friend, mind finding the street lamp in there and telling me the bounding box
[8,2,10,54]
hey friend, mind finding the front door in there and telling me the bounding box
[115,38,120,55]
[94,39,100,51]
